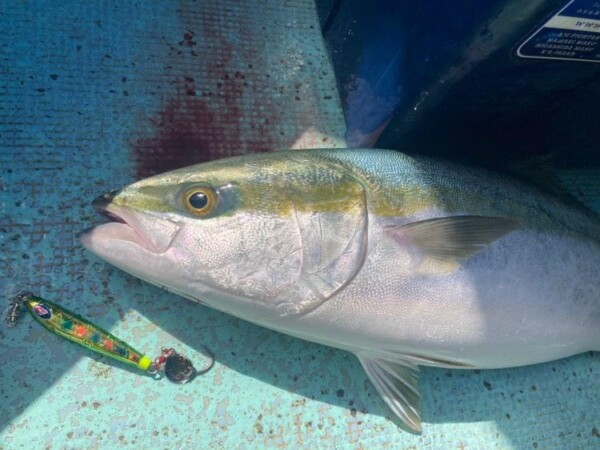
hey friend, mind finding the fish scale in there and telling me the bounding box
[82,148,600,432]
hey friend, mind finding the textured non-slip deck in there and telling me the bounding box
[0,1,598,449]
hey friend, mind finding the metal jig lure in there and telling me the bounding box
[6,291,214,383]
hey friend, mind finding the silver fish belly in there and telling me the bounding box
[81,149,600,432]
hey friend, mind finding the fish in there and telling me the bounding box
[81,148,600,432]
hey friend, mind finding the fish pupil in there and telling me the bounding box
[189,192,208,209]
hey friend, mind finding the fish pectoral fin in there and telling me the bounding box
[385,215,519,263]
[357,354,422,433]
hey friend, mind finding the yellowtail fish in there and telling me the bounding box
[81,149,600,432]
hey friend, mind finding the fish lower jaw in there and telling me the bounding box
[81,222,153,253]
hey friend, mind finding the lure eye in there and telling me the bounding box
[184,187,217,216]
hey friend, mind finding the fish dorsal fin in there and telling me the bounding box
[385,215,519,264]
[508,156,571,198]
[357,354,422,433]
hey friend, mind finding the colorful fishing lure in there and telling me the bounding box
[6,291,213,383]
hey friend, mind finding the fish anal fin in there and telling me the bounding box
[385,215,519,264]
[357,354,422,433]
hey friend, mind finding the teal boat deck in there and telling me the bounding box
[1,1,598,448]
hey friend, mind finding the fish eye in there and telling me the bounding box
[183,187,217,216]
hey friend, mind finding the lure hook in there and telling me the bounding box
[5,290,215,384]
[4,291,31,327]
[147,345,215,384]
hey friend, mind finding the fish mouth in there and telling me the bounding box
[81,190,181,255]
[92,190,128,224]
